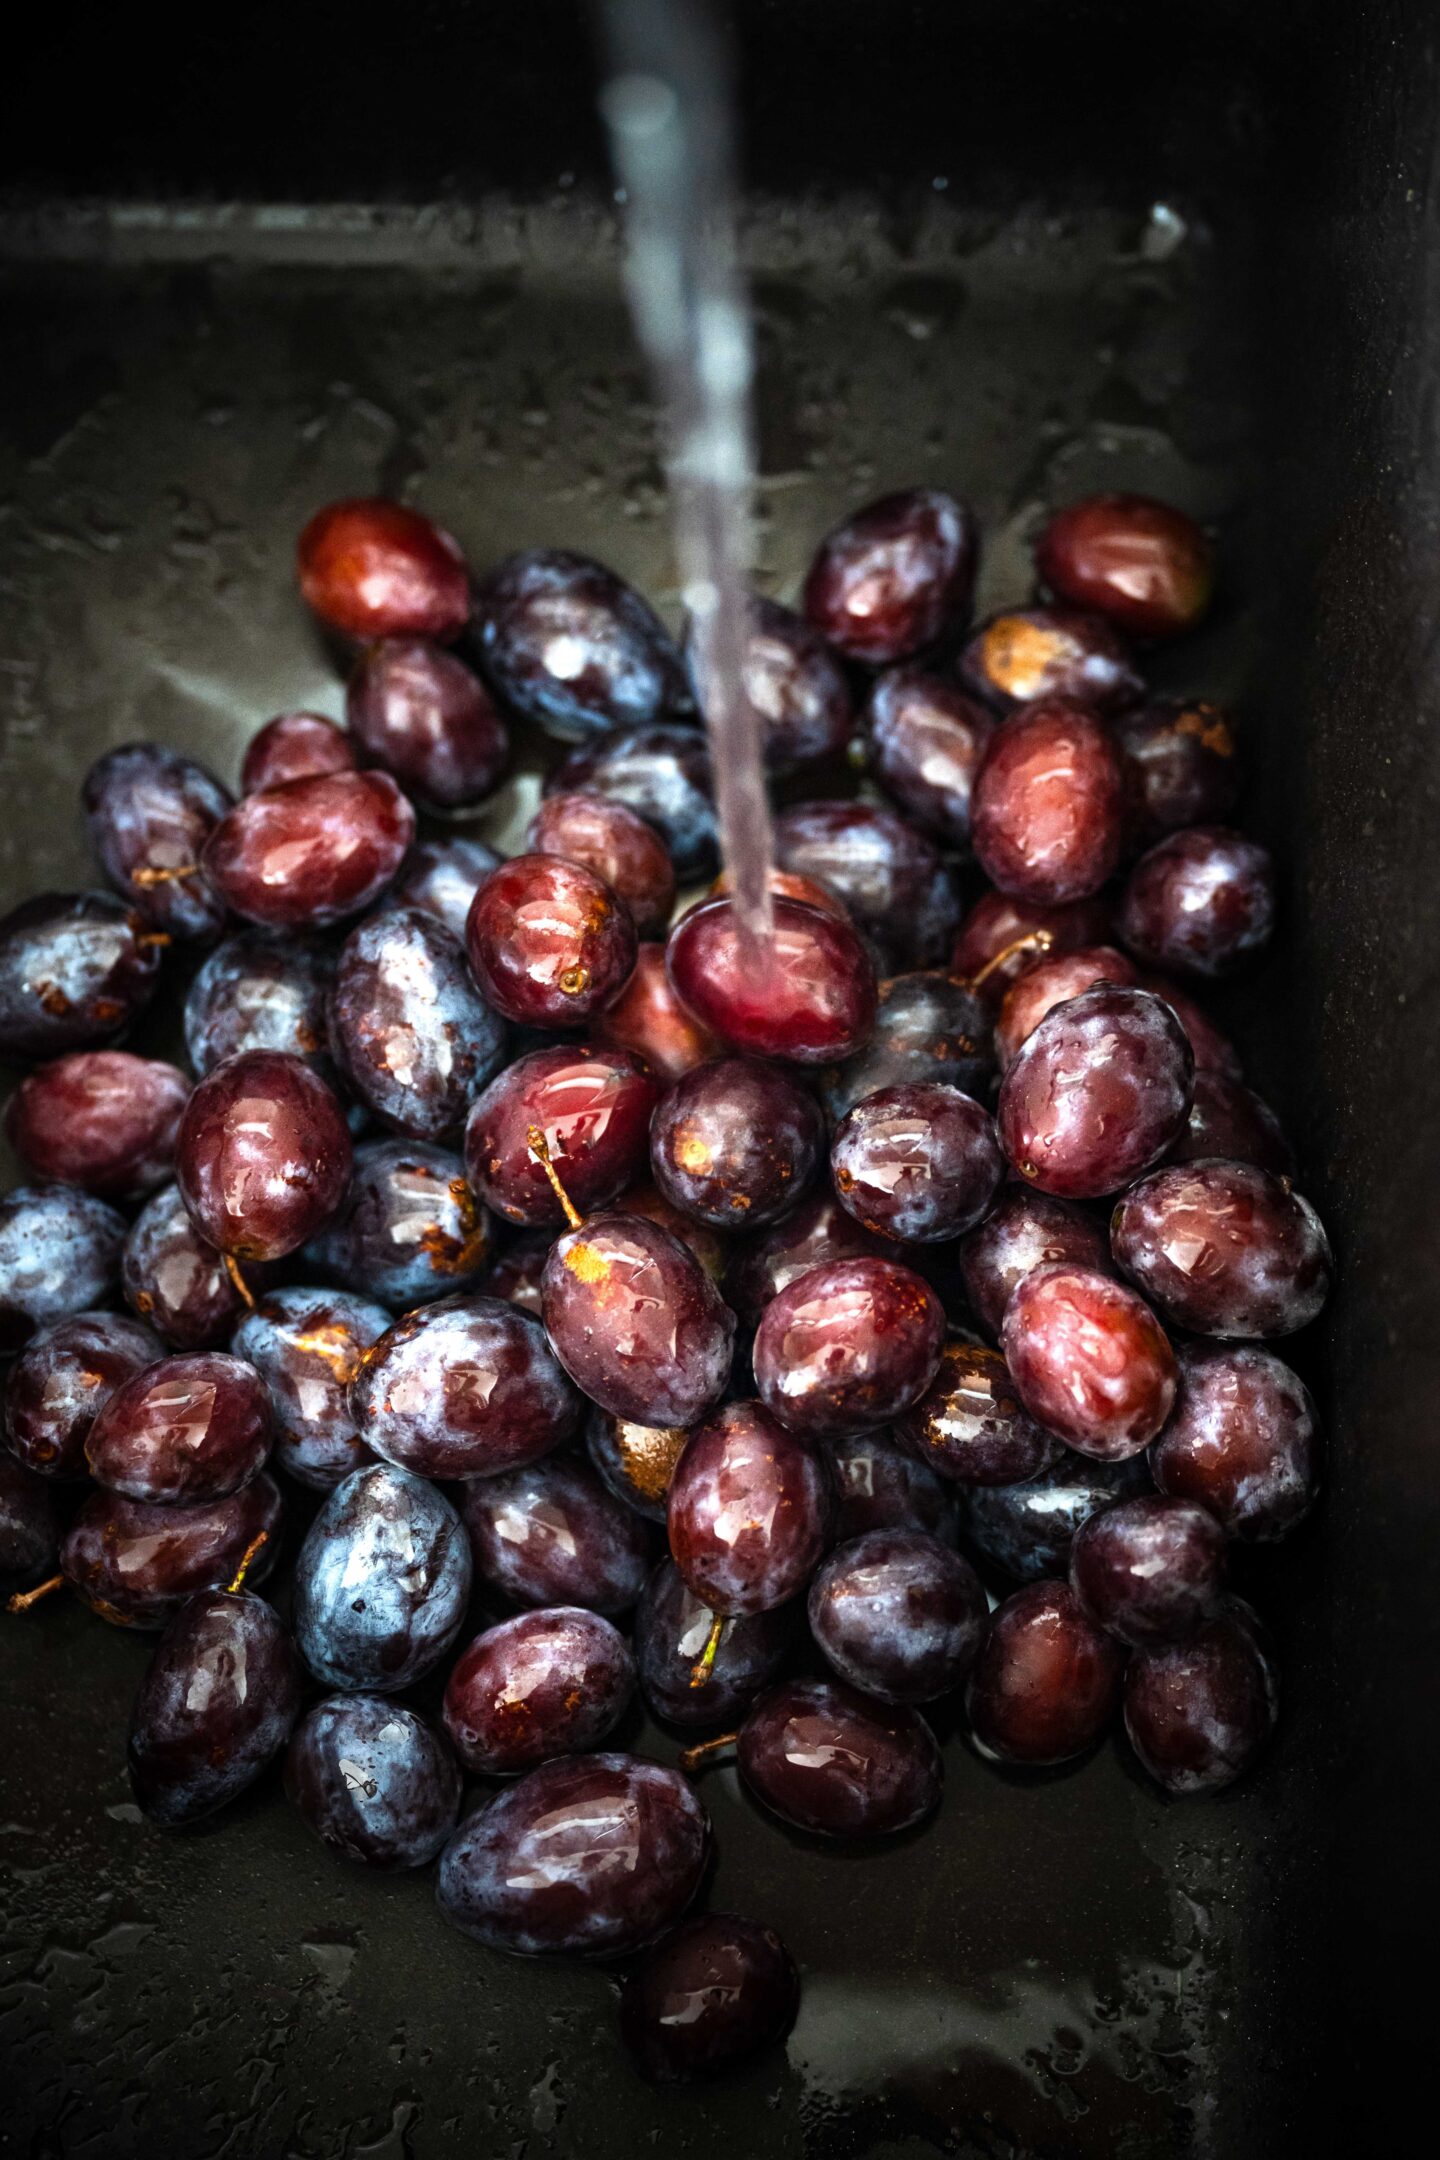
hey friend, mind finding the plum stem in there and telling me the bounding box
[679,1730,739,1774]
[965,926,1054,995]
[525,1126,583,1229]
[227,1532,269,1594]
[689,1611,726,1688]
[7,1573,63,1614]
[223,1254,257,1310]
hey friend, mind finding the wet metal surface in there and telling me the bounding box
[0,120,1347,2160]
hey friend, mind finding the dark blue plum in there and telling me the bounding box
[304,1138,492,1309]
[380,836,502,942]
[350,1294,581,1480]
[457,1454,649,1614]
[0,891,164,1060]
[122,1183,250,1349]
[961,1447,1154,1582]
[0,1452,62,1585]
[545,726,717,879]
[184,933,335,1075]
[285,1694,462,1867]
[819,968,994,1125]
[127,1587,301,1825]
[232,1286,390,1490]
[327,908,507,1142]
[829,1430,960,1544]
[807,1529,987,1703]
[293,1464,471,1691]
[436,1752,709,1957]
[442,1607,635,1773]
[82,742,232,941]
[773,800,963,972]
[0,1185,127,1357]
[472,548,693,743]
[687,594,852,773]
[5,1311,161,1479]
[635,1560,797,1730]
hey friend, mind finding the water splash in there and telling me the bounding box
[600,0,775,978]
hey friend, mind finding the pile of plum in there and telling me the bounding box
[0,484,1327,2083]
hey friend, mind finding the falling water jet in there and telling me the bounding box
[599,0,776,982]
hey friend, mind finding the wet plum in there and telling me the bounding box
[285,1695,461,1868]
[966,1579,1123,1765]
[82,744,232,942]
[128,1587,301,1825]
[232,1287,390,1491]
[0,892,164,1060]
[304,1138,492,1309]
[737,1676,942,1837]
[327,907,506,1142]
[473,548,693,742]
[0,1185,127,1357]
[442,1607,634,1774]
[436,1752,708,1957]
[202,771,415,931]
[808,1529,986,1702]
[802,487,977,664]
[346,637,508,811]
[351,1293,580,1481]
[5,1050,189,1201]
[458,1454,650,1614]
[297,498,471,643]
[176,1049,353,1262]
[293,1464,471,1692]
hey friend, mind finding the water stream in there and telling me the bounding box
[599,0,776,976]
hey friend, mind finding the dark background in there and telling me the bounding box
[1,4,1436,2154]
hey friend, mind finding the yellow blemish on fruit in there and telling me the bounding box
[563,1242,610,1284]
[982,615,1064,699]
